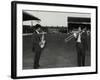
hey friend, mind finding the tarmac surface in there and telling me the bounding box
[23,33,90,69]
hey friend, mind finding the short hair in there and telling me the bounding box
[35,24,41,30]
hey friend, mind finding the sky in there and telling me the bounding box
[23,10,91,27]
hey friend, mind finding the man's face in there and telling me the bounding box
[78,27,81,31]
[37,28,41,32]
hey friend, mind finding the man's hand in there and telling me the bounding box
[39,40,46,48]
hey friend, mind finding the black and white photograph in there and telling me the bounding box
[23,10,91,69]
[11,1,97,79]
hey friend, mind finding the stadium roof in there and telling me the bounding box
[68,17,91,23]
[23,12,41,21]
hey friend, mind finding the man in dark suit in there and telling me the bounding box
[74,27,88,66]
[32,24,45,69]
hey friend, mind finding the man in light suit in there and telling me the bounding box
[74,27,88,66]
[32,24,45,69]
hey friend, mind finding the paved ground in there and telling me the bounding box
[23,33,91,69]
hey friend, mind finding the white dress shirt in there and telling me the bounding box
[77,33,81,43]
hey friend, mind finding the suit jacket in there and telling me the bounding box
[81,31,88,50]
[32,31,41,52]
